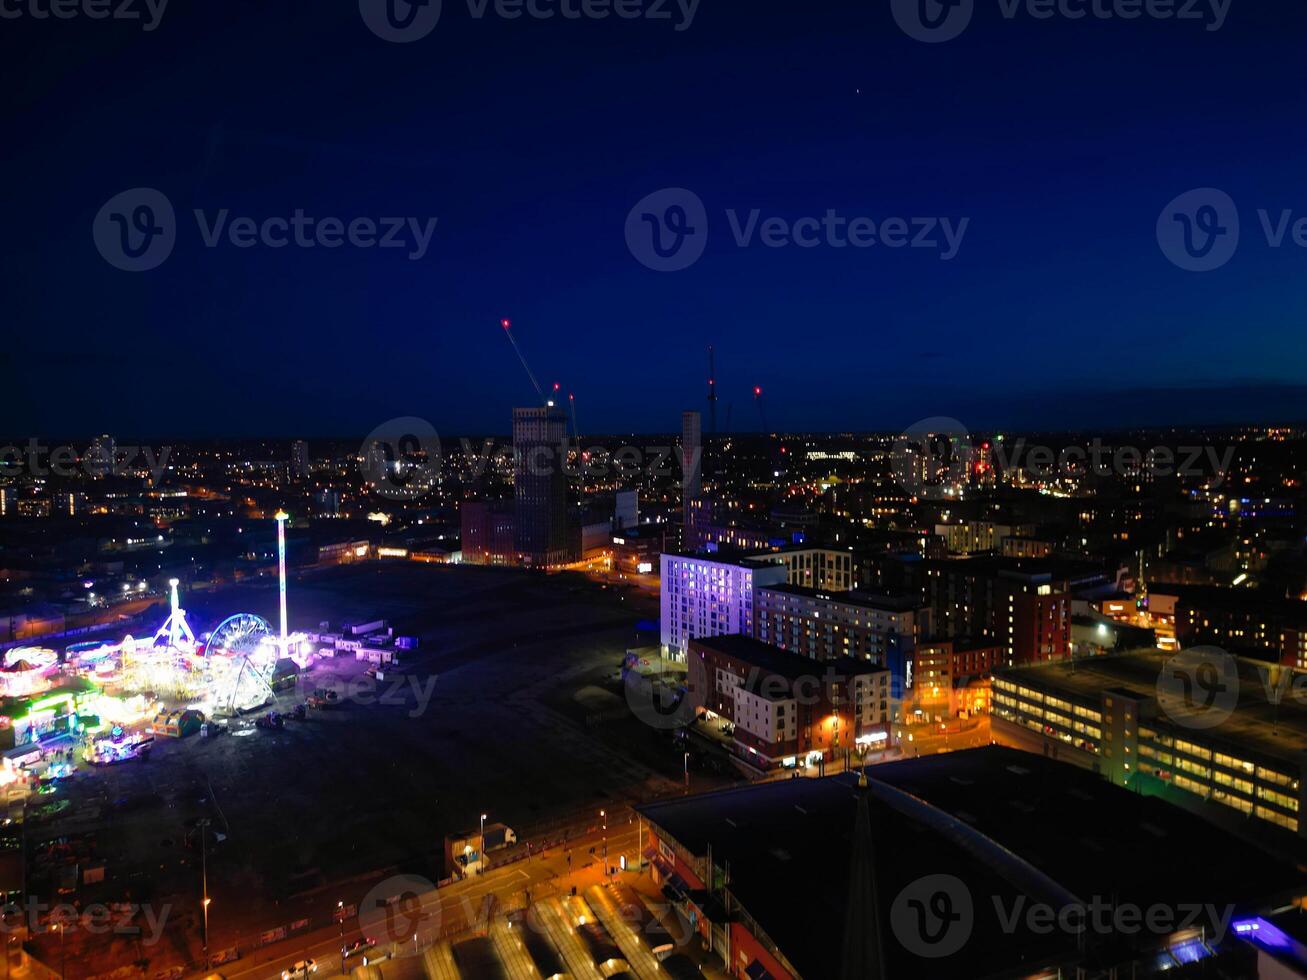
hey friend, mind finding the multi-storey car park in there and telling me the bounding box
[992,651,1305,841]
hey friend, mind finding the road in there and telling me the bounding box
[211,822,643,980]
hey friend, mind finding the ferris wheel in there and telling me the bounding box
[205,614,273,658]
[205,613,279,715]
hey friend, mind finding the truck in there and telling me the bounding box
[481,823,517,851]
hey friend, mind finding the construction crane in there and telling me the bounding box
[500,318,545,404]
[568,392,581,448]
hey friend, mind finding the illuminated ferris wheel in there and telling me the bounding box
[206,614,273,658]
[205,613,278,715]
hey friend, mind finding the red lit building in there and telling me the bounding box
[917,558,1101,667]
[688,634,891,770]
[459,500,515,565]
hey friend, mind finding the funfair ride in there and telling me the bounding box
[203,613,280,716]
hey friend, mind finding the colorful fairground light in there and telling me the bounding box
[0,646,60,698]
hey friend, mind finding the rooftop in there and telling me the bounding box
[689,634,886,685]
[639,746,1305,978]
[998,651,1307,767]
[754,583,922,612]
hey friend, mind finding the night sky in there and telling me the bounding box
[5,0,1307,437]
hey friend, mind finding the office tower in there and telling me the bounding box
[87,434,115,478]
[291,439,310,480]
[512,405,573,567]
[681,410,702,545]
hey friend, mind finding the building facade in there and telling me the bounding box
[752,584,925,666]
[688,634,891,769]
[660,552,786,659]
[992,654,1305,838]
[757,547,856,591]
[921,558,1078,666]
[681,410,701,530]
[512,405,575,567]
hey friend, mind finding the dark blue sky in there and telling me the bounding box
[5,0,1306,437]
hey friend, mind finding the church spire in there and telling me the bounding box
[840,754,886,980]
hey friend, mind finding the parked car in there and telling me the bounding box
[281,959,316,980]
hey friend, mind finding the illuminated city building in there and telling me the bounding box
[753,584,925,665]
[659,552,785,660]
[681,410,701,530]
[460,499,515,565]
[993,652,1306,838]
[757,546,856,591]
[919,557,1096,666]
[687,634,891,770]
[512,405,576,567]
[1172,586,1307,666]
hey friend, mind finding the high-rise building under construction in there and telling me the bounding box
[513,404,574,567]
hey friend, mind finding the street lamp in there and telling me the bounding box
[337,900,346,974]
[199,817,211,952]
[479,814,487,876]
[600,810,608,877]
[683,752,690,790]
